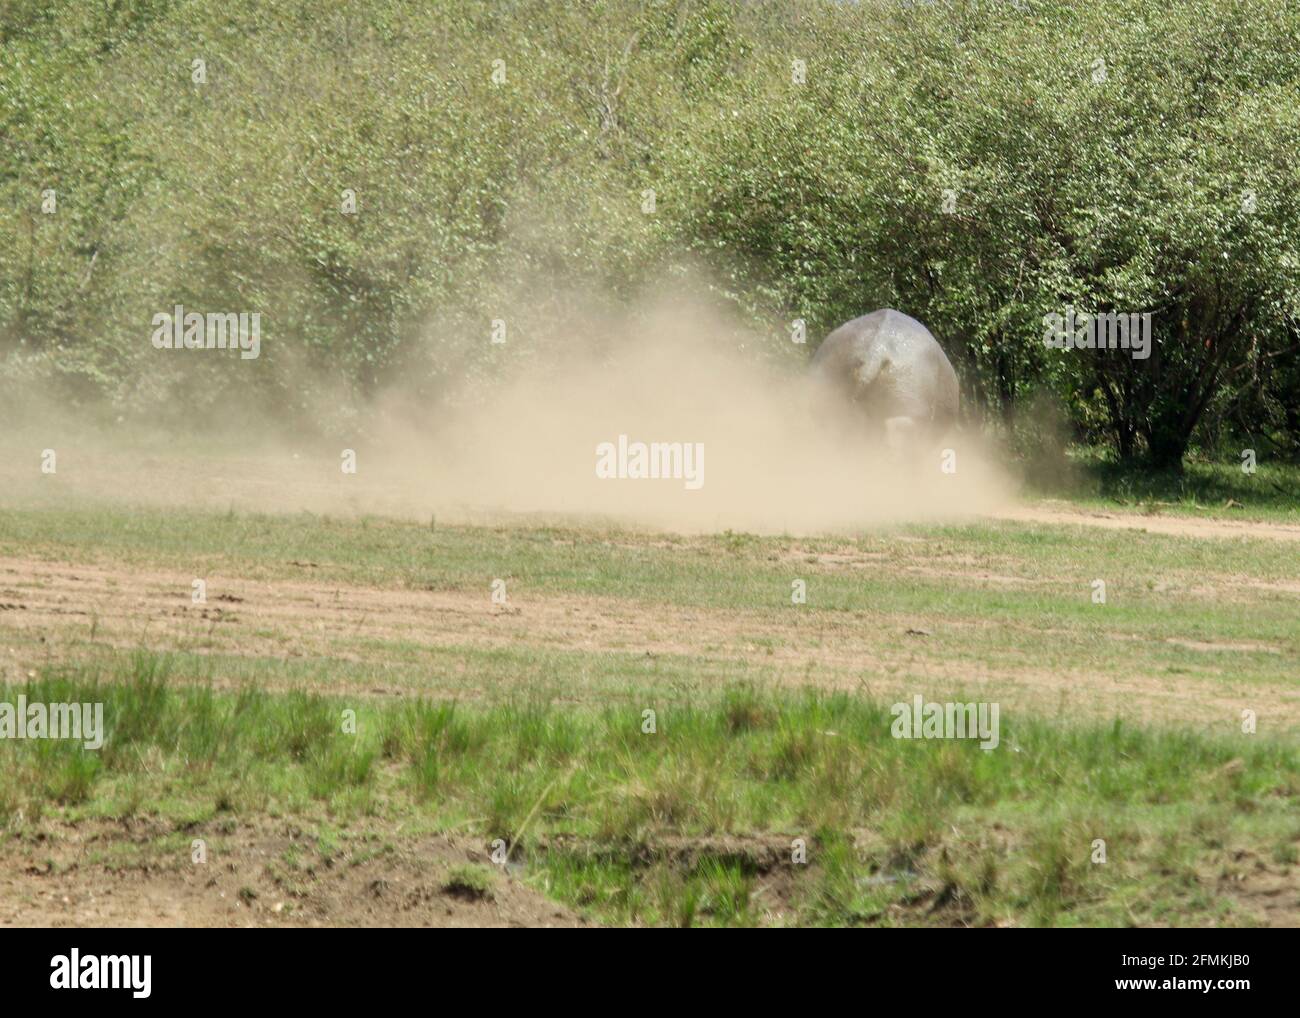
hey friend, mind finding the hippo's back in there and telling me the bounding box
[811,309,958,431]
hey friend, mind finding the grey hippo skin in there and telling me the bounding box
[809,309,959,448]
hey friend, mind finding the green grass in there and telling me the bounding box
[1,653,1295,927]
[1,463,1297,925]
[1029,448,1300,522]
[3,496,1297,599]
[441,863,497,901]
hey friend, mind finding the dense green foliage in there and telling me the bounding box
[3,0,1299,466]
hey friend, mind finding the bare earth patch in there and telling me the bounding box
[0,819,584,928]
[996,504,1300,542]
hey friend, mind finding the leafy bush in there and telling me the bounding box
[2,0,1298,466]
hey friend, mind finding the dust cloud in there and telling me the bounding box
[1,295,1014,535]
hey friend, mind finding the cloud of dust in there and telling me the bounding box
[0,292,1014,535]
[385,295,1014,533]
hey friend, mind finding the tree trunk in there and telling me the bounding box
[1145,426,1189,473]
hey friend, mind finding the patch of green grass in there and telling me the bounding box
[441,863,496,901]
[0,653,1294,926]
[1029,448,1300,521]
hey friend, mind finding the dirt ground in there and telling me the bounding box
[3,810,1294,929]
[997,504,1300,542]
[0,818,584,928]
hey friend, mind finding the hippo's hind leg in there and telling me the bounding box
[884,416,917,460]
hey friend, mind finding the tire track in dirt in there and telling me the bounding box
[994,505,1300,542]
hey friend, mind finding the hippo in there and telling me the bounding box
[809,309,959,452]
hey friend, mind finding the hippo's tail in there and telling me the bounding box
[851,346,889,394]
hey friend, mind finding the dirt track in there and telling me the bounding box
[997,504,1300,542]
[1,531,1296,727]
